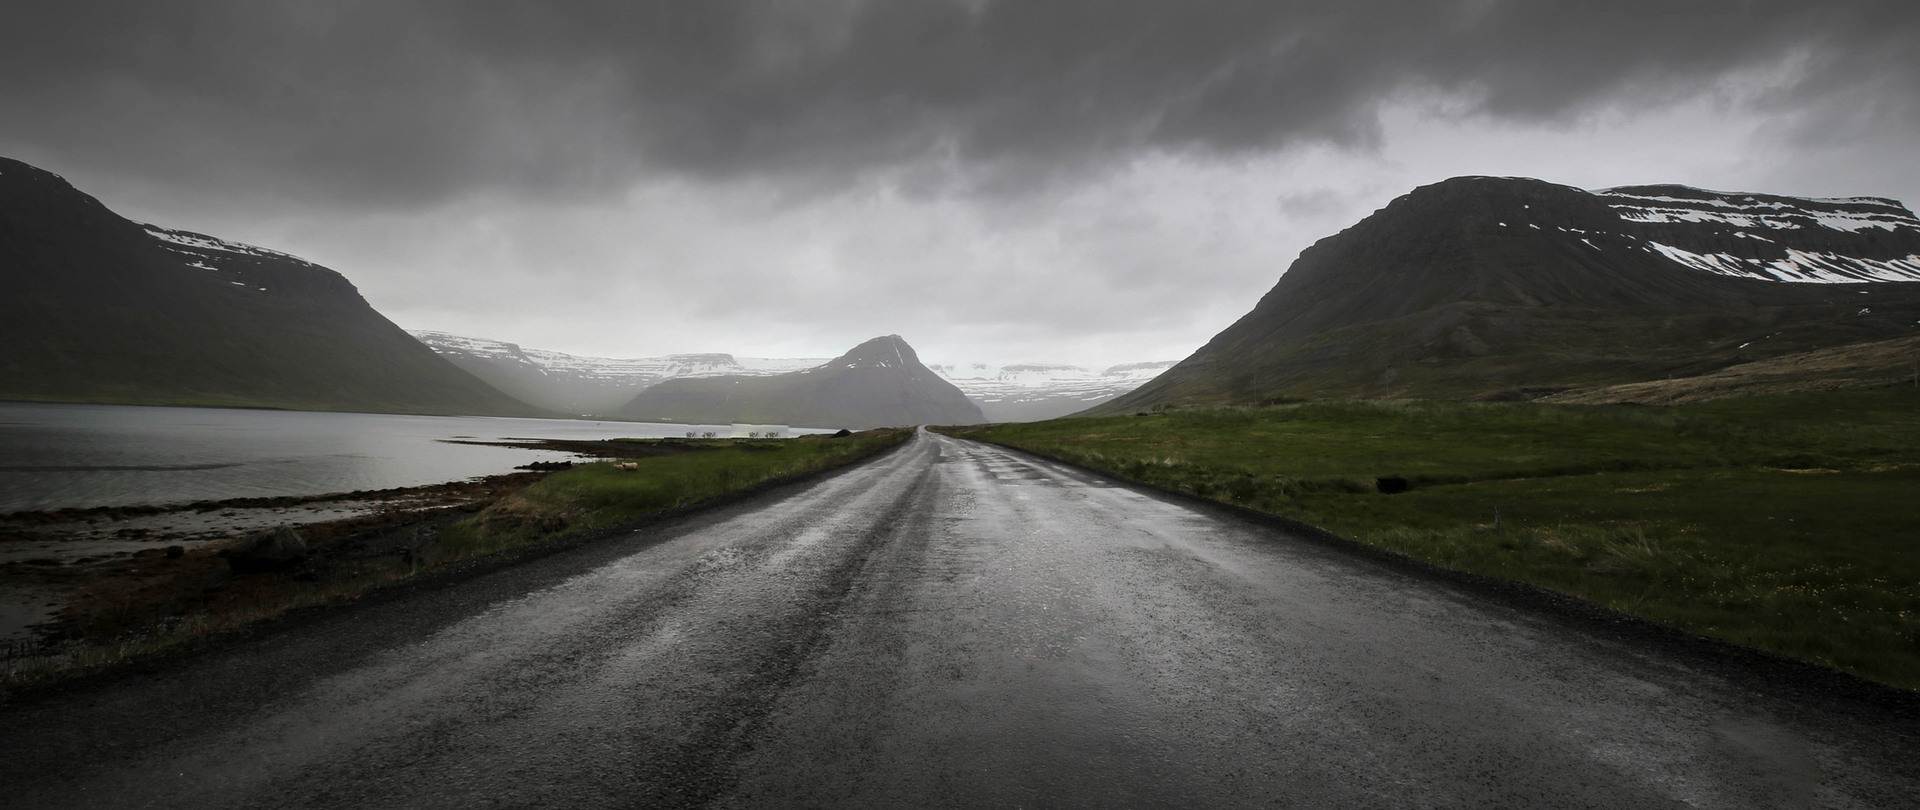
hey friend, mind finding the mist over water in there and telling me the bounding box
[0,403,743,512]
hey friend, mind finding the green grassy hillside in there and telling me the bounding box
[1093,177,1920,412]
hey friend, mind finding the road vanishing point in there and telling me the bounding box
[3,429,1916,808]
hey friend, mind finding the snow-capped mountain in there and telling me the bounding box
[410,330,825,416]
[0,156,535,416]
[927,361,1178,422]
[1095,175,1920,411]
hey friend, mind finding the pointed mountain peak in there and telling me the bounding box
[827,334,921,370]
[620,332,983,428]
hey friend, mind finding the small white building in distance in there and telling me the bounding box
[731,423,788,439]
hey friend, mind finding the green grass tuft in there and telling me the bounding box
[437,431,910,561]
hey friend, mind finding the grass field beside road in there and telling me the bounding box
[439,429,911,559]
[940,388,1920,690]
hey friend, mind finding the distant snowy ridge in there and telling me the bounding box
[408,330,827,415]
[412,330,1171,422]
[411,331,821,385]
[928,360,1178,421]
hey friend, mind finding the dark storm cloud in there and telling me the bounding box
[3,0,1915,205]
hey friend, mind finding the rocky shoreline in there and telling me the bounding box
[0,437,673,648]
[0,471,550,647]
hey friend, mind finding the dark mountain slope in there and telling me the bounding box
[0,157,538,415]
[1094,176,1920,411]
[617,335,986,429]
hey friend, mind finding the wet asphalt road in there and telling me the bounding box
[4,429,1917,808]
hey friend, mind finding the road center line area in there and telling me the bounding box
[3,429,1916,808]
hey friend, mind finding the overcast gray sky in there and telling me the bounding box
[5,1,1917,369]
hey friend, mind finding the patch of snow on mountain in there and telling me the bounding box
[1582,186,1920,283]
[1646,242,1920,283]
[1595,189,1918,234]
[1768,250,1920,283]
[144,225,318,266]
[1611,206,1807,229]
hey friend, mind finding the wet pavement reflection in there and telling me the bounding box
[3,430,1916,808]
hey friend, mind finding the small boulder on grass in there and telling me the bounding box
[223,526,308,573]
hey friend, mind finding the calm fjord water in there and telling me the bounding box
[0,403,733,512]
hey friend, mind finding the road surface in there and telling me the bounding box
[3,429,1916,808]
